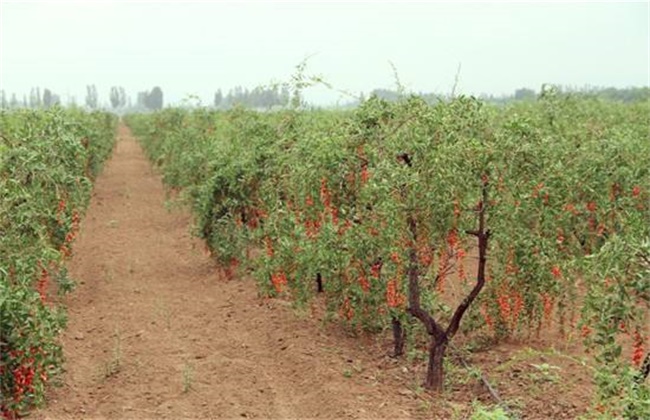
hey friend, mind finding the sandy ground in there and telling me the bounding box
[35,125,418,420]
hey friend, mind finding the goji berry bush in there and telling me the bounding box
[0,108,116,418]
[127,89,649,417]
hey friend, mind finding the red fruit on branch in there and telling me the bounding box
[246,215,259,229]
[551,265,562,279]
[456,247,467,281]
[386,278,404,308]
[446,229,458,250]
[305,219,321,239]
[320,177,331,209]
[632,330,645,367]
[418,244,433,268]
[360,164,369,185]
[619,321,627,333]
[497,293,511,322]
[564,203,579,215]
[264,237,274,257]
[223,258,240,280]
[60,244,70,258]
[37,267,49,303]
[256,208,267,220]
[1,405,16,420]
[340,297,354,320]
[65,231,75,243]
[370,261,382,279]
[271,271,288,293]
[588,217,597,232]
[358,274,370,292]
[330,207,339,225]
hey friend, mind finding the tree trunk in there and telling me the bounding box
[392,317,405,357]
[425,339,447,392]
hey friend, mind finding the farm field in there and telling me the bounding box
[1,1,648,419]
[125,92,650,418]
[1,92,649,420]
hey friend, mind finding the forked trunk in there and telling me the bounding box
[425,339,447,392]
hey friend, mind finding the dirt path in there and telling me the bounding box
[36,125,416,419]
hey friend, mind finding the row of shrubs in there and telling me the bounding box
[0,108,116,418]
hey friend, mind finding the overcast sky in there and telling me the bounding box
[0,1,648,106]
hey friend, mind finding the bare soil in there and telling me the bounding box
[35,125,595,419]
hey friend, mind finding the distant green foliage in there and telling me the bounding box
[213,85,290,109]
[137,86,164,110]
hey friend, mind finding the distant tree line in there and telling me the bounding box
[136,87,164,110]
[85,85,99,109]
[0,85,164,112]
[359,86,649,106]
[109,86,127,109]
[0,87,62,109]
[481,86,649,105]
[567,86,650,103]
[213,85,290,109]
[1,84,647,110]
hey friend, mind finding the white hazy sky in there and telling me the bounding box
[0,1,648,106]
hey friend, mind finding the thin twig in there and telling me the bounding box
[450,344,514,417]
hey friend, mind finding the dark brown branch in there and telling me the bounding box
[636,352,650,384]
[397,153,412,167]
[391,317,406,357]
[406,215,445,340]
[446,176,490,339]
[355,154,369,166]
